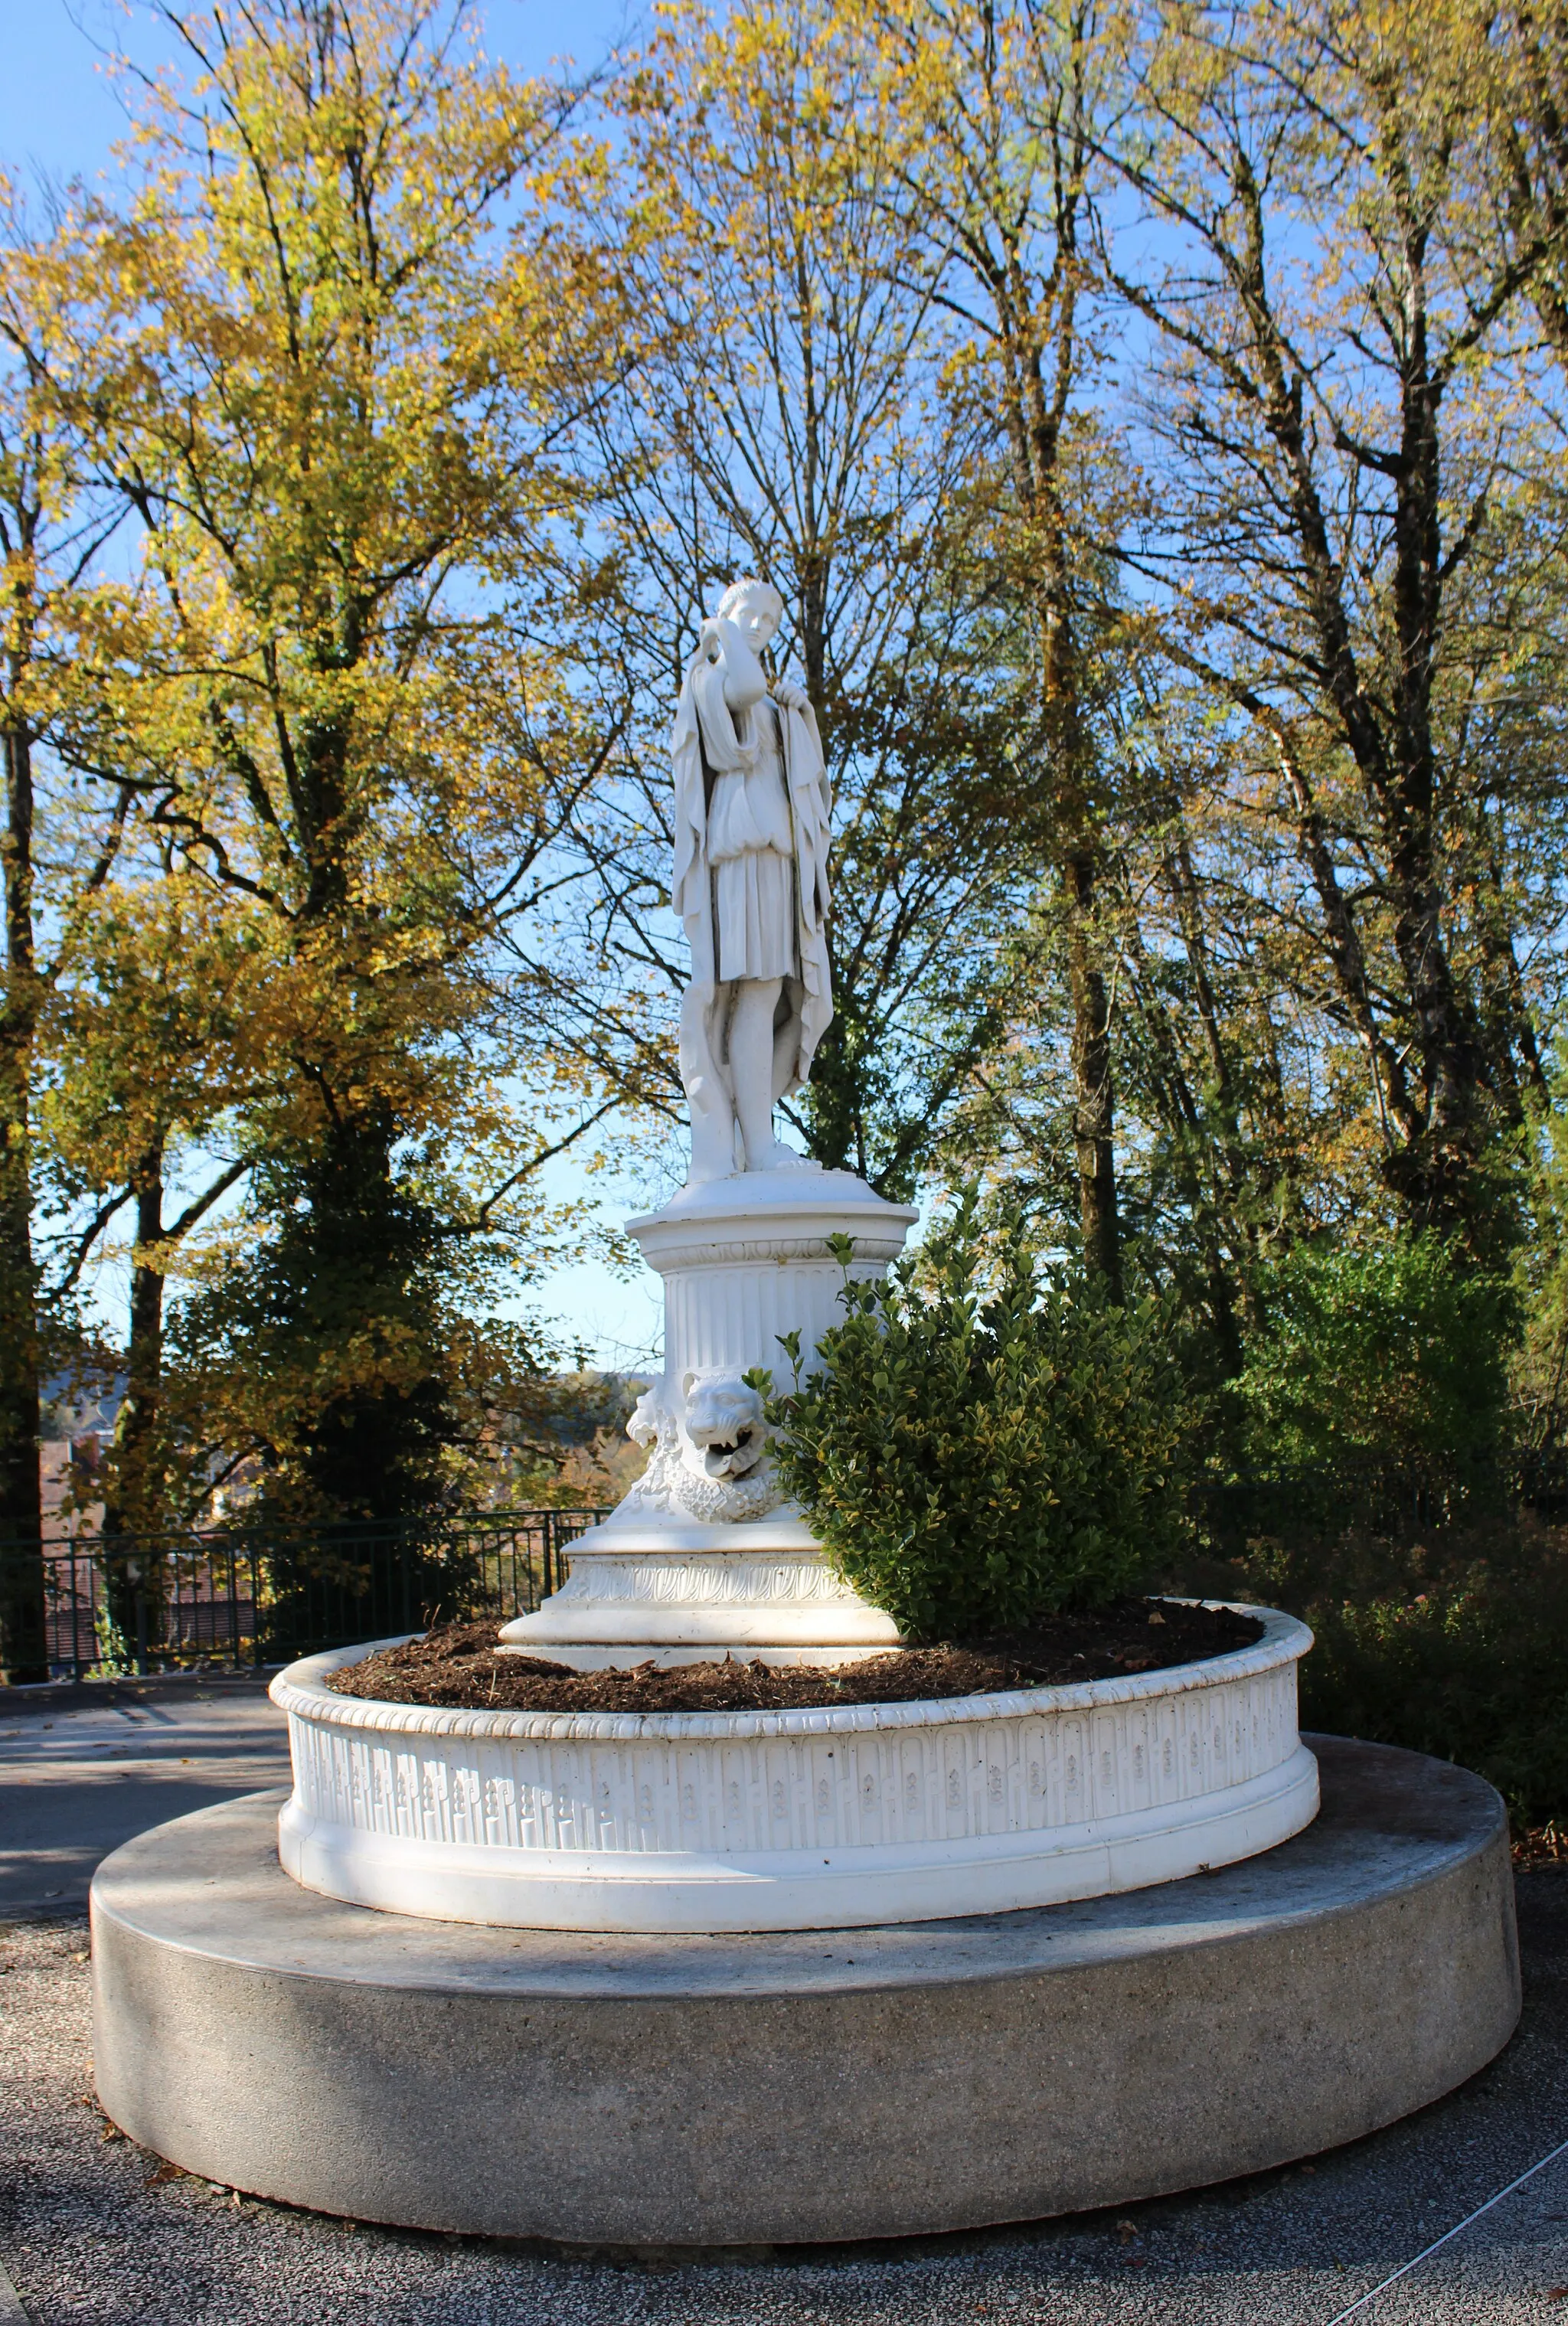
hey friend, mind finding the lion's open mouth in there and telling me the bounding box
[701,1429,760,1477]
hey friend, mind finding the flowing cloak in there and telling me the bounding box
[671,645,833,1174]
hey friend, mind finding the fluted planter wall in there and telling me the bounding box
[272,1604,1318,1933]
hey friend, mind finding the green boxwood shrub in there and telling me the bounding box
[757,1190,1191,1641]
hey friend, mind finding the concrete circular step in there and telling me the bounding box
[89,1735,1519,2248]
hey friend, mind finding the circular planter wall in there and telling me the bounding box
[270,1602,1318,1932]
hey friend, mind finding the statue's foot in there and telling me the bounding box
[748,1139,821,1172]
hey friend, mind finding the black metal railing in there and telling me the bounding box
[0,1508,609,1682]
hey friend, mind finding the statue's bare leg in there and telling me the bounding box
[732,978,796,1170]
[772,1014,795,1103]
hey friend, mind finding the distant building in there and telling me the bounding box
[39,1366,126,1540]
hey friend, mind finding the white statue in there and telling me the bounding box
[671,578,833,1180]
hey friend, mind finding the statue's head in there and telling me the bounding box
[715,577,783,656]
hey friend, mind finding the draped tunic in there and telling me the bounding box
[705,700,797,984]
[669,633,833,1172]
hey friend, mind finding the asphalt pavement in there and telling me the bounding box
[0,1673,291,1918]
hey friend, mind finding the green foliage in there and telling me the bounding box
[1201,1523,1568,1834]
[1512,1080,1568,1495]
[763,1189,1191,1640]
[1234,1232,1515,1511]
[1178,1218,1568,1833]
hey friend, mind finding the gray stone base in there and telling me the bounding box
[90,1736,1521,2248]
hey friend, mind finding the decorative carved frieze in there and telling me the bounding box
[273,1608,1318,1932]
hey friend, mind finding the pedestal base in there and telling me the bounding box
[498,1514,902,1668]
[91,1738,1519,2247]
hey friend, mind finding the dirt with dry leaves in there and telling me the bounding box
[326,1599,1264,1713]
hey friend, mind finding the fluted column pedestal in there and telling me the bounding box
[500,1165,916,1670]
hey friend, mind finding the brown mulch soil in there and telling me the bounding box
[325,1597,1265,1713]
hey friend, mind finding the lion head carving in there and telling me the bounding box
[623,1369,782,1522]
[680,1370,769,1479]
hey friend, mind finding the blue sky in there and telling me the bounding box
[0,0,641,189]
[4,0,663,1374]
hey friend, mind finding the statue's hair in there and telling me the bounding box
[716,577,783,625]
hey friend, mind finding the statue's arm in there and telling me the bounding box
[706,616,766,713]
[671,685,711,926]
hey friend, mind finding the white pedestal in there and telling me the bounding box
[499,1165,916,1668]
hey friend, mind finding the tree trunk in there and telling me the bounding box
[103,1152,168,1535]
[0,714,45,1683]
[1011,63,1121,1294]
[1122,914,1244,1376]
[1038,580,1120,1290]
[101,1151,169,1667]
[1063,843,1120,1288]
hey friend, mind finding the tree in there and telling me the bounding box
[40,874,266,1553]
[867,0,1131,1282]
[1108,0,1568,1253]
[11,0,611,1519]
[0,191,135,1676]
[0,321,51,1678]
